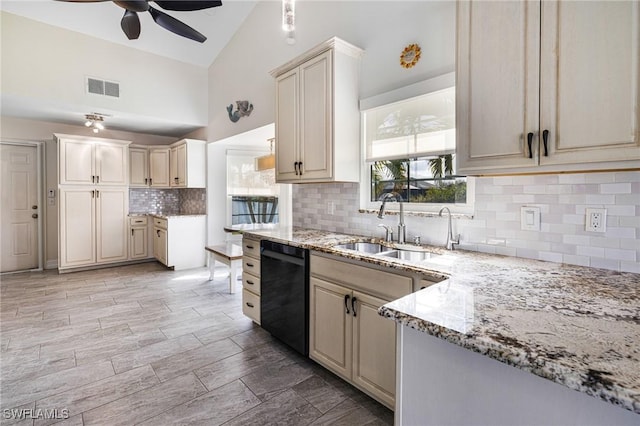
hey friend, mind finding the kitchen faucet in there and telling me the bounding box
[438,207,459,250]
[377,192,406,244]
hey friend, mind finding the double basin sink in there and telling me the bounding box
[333,241,437,262]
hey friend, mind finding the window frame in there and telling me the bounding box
[358,72,475,215]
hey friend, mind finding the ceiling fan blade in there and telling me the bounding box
[114,1,149,12]
[148,6,207,43]
[121,10,141,40]
[154,1,222,11]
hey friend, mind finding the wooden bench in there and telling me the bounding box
[205,243,243,293]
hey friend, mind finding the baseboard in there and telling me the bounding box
[57,258,158,274]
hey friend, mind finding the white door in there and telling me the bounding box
[299,50,332,181]
[0,144,39,272]
[96,188,128,264]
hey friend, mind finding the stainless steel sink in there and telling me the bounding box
[333,242,392,254]
[378,249,437,261]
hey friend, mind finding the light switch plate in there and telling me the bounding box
[520,206,540,231]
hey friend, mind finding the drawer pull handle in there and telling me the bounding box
[246,280,254,285]
[246,302,254,308]
[344,294,350,314]
[351,296,357,317]
[246,245,254,249]
[246,263,254,268]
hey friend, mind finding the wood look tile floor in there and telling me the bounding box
[0,262,393,425]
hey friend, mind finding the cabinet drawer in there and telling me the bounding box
[242,289,260,324]
[242,238,261,259]
[242,272,261,295]
[311,254,412,301]
[129,216,148,226]
[242,257,261,277]
[153,217,168,229]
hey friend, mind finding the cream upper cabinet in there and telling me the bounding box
[169,139,205,188]
[149,147,170,188]
[271,37,363,183]
[129,146,149,187]
[456,1,640,175]
[56,134,130,185]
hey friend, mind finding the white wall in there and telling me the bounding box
[1,116,178,267]
[207,1,455,142]
[1,11,208,131]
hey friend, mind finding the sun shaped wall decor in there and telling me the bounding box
[400,43,421,69]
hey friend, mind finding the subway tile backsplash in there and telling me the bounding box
[292,171,639,273]
[129,188,206,215]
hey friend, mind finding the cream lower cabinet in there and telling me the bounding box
[152,216,205,270]
[457,1,640,174]
[59,187,128,270]
[241,236,261,324]
[129,216,149,260]
[310,253,413,409]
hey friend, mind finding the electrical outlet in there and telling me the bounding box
[585,208,607,233]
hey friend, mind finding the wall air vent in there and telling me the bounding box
[86,77,120,98]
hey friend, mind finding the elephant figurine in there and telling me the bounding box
[227,100,254,123]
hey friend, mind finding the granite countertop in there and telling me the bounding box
[139,213,206,219]
[242,226,640,415]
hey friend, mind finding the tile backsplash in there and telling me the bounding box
[129,188,206,215]
[292,171,639,273]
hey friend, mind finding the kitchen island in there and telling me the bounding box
[240,227,639,424]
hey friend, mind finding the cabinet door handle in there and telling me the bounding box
[97,175,100,184]
[351,296,357,317]
[344,294,350,314]
[294,162,299,175]
[149,178,152,185]
[174,177,179,182]
[298,162,303,175]
[542,129,549,157]
[144,178,148,184]
[131,229,134,236]
[246,302,254,308]
[527,132,534,159]
[91,175,95,183]
[96,190,99,198]
[157,230,161,237]
[91,190,95,198]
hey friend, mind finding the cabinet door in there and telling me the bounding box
[169,146,179,187]
[275,68,300,182]
[59,139,94,185]
[352,291,396,409]
[540,1,640,165]
[457,1,540,173]
[149,148,170,187]
[59,188,95,268]
[176,143,187,186]
[95,143,127,185]
[129,148,149,187]
[96,188,128,264]
[299,50,332,181]
[309,277,352,380]
[153,227,168,266]
[130,226,147,259]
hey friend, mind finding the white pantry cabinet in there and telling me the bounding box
[309,253,414,409]
[169,139,205,188]
[58,187,128,270]
[56,134,129,185]
[456,1,640,175]
[149,147,170,188]
[270,37,363,183]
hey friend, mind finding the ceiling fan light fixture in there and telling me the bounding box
[84,113,106,134]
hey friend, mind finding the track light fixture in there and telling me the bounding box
[84,113,105,133]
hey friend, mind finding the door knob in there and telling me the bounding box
[32,213,38,219]
[32,205,38,210]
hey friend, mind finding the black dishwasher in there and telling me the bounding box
[260,240,309,356]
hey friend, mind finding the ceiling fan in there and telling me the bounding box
[57,1,223,43]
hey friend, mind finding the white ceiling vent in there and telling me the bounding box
[86,77,120,98]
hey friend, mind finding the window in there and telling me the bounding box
[360,73,471,213]
[226,150,279,225]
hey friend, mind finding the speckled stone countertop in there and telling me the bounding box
[242,226,640,415]
[146,213,206,219]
